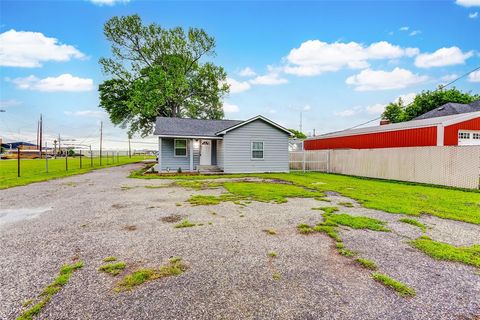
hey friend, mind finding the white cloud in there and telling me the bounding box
[284,40,419,76]
[249,68,288,85]
[226,78,251,93]
[0,29,85,67]
[238,67,256,77]
[345,67,428,91]
[64,110,105,117]
[0,99,21,108]
[303,104,312,111]
[468,70,480,82]
[223,102,240,113]
[399,26,409,31]
[10,74,94,92]
[456,0,480,7]
[334,106,362,117]
[440,74,459,82]
[89,0,130,5]
[409,30,421,36]
[469,12,479,18]
[414,47,473,68]
[365,103,388,115]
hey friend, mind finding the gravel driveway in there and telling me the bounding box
[0,164,479,320]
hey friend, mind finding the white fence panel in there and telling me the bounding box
[290,146,480,189]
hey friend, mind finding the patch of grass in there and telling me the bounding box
[338,248,356,257]
[297,223,314,234]
[98,262,127,276]
[175,202,182,207]
[313,225,341,242]
[18,262,83,320]
[144,185,169,189]
[312,206,339,213]
[0,156,151,190]
[175,180,223,190]
[325,213,390,232]
[22,300,33,307]
[410,236,480,268]
[188,182,324,206]
[223,182,324,204]
[372,273,416,297]
[103,256,117,262]
[268,251,278,258]
[115,257,186,292]
[399,218,427,232]
[239,214,245,218]
[355,258,377,270]
[263,229,277,235]
[254,172,480,225]
[272,272,281,280]
[174,219,196,228]
[132,170,480,224]
[335,242,345,249]
[338,202,354,207]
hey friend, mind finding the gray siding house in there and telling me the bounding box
[153,115,292,173]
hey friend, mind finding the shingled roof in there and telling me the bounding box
[153,117,243,138]
[414,100,480,120]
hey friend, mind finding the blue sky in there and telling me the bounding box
[0,0,479,149]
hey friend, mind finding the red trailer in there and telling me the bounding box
[305,111,480,150]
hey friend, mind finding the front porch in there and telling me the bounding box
[156,137,223,173]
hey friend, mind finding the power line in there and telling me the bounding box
[345,65,480,131]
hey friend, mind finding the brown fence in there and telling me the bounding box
[290,146,480,189]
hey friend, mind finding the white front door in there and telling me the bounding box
[200,140,211,165]
[458,130,480,146]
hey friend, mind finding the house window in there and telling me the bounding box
[174,139,187,157]
[473,133,480,140]
[458,132,470,139]
[251,141,264,159]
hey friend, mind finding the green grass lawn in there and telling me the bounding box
[132,168,480,224]
[0,156,151,189]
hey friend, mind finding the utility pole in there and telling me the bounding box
[58,134,61,157]
[128,137,131,158]
[99,121,103,166]
[89,145,93,167]
[39,114,43,159]
[53,139,57,159]
[45,142,48,173]
[299,111,303,133]
[313,128,316,137]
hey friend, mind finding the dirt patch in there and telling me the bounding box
[160,214,184,223]
[112,204,128,209]
[123,225,137,231]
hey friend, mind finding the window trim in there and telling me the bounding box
[174,139,188,157]
[251,141,264,160]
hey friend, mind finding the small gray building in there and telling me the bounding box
[153,115,293,173]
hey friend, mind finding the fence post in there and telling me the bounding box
[327,150,331,173]
[302,141,306,173]
[79,150,82,169]
[45,142,48,173]
[90,145,93,167]
[117,151,119,163]
[17,146,21,177]
[65,153,68,171]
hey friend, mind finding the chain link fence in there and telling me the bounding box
[290,146,480,189]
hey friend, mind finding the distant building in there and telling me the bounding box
[414,100,480,120]
[305,110,480,150]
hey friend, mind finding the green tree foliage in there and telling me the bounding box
[382,87,480,123]
[288,129,307,139]
[99,15,229,137]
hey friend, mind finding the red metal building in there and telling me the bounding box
[305,111,480,150]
